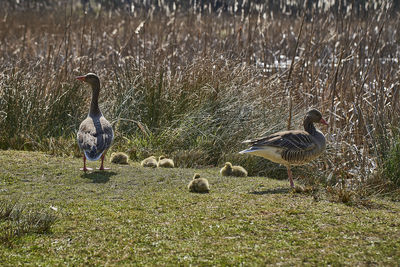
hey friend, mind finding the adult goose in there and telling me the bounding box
[76,73,114,172]
[239,109,328,188]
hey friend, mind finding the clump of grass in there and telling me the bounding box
[0,199,17,220]
[326,185,355,205]
[383,136,400,186]
[0,199,58,245]
[324,178,380,208]
[171,149,211,168]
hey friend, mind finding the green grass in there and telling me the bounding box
[383,135,400,186]
[0,150,399,265]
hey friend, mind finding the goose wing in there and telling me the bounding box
[244,130,319,164]
[246,130,315,151]
[77,116,114,160]
[99,116,114,150]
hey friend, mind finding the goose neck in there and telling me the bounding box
[89,81,101,116]
[303,116,316,135]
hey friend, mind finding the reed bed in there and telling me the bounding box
[0,1,399,191]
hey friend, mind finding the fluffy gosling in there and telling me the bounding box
[110,152,129,164]
[220,162,248,177]
[157,155,175,168]
[188,173,210,193]
[141,156,158,168]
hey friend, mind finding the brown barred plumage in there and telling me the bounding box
[239,109,328,188]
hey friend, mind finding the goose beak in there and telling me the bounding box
[320,118,328,126]
[76,75,86,81]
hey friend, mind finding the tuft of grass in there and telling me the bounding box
[0,199,17,220]
[0,199,58,246]
[326,186,355,205]
[383,136,400,186]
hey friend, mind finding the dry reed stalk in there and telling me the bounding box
[286,14,305,130]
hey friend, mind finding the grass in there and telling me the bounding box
[383,134,400,186]
[0,200,57,246]
[1,150,399,265]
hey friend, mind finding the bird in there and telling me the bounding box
[140,156,158,168]
[76,73,114,172]
[239,109,328,188]
[220,162,248,177]
[110,152,129,165]
[188,173,210,193]
[157,156,175,168]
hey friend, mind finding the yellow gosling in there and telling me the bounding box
[141,156,158,168]
[188,173,210,193]
[231,165,248,177]
[220,162,247,177]
[220,162,233,176]
[110,152,129,164]
[158,155,175,168]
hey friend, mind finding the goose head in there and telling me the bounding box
[76,73,100,88]
[306,109,328,126]
[224,162,233,170]
[193,173,201,179]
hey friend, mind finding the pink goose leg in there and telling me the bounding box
[98,153,110,171]
[80,155,93,172]
[287,167,295,188]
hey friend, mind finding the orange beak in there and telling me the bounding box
[76,75,86,81]
[320,118,328,126]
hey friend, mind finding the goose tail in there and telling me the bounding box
[84,150,103,161]
[239,147,262,154]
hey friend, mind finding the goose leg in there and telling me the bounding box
[98,153,110,171]
[287,166,295,188]
[80,155,93,172]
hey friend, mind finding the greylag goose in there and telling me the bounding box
[157,156,175,168]
[220,162,248,177]
[110,152,129,165]
[239,109,328,188]
[141,156,158,168]
[188,173,210,193]
[76,73,114,172]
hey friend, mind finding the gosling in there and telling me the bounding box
[188,173,210,193]
[141,156,158,168]
[220,162,248,177]
[157,155,175,168]
[110,152,129,165]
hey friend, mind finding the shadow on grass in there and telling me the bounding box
[249,187,290,195]
[81,171,117,183]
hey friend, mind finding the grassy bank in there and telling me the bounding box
[1,150,399,265]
